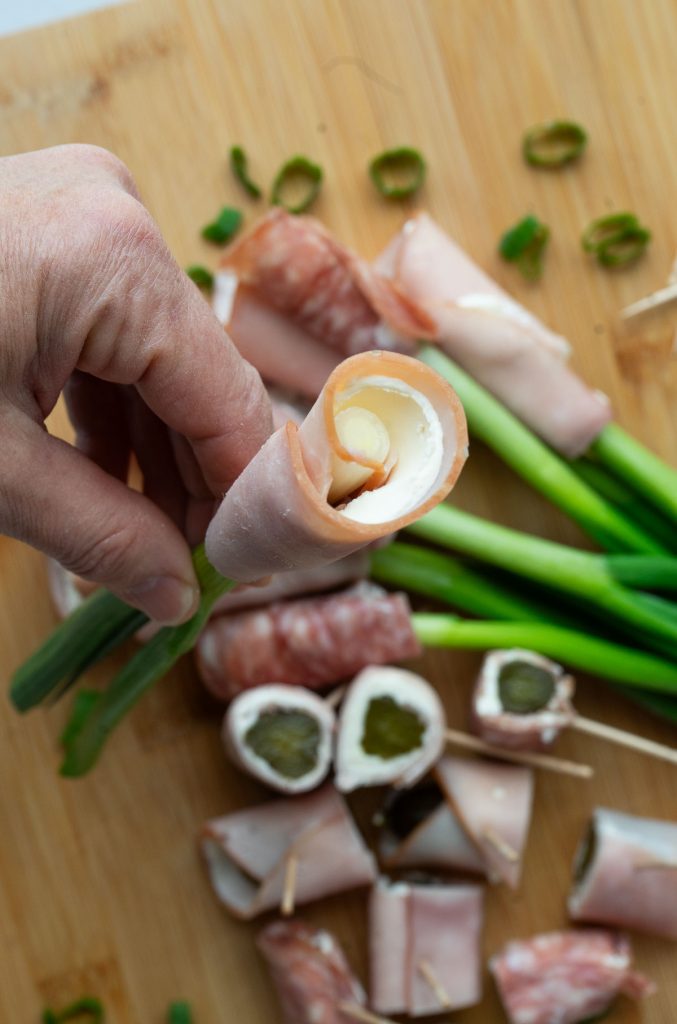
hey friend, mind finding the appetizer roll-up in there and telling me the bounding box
[224,685,335,794]
[370,878,484,1016]
[258,920,367,1024]
[335,667,445,792]
[377,212,611,457]
[471,649,576,751]
[434,756,534,888]
[376,783,487,875]
[206,350,467,583]
[217,207,435,360]
[196,583,422,701]
[569,807,677,939]
[490,930,655,1024]
[200,784,376,920]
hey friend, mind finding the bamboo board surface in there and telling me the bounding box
[1,1,676,1020]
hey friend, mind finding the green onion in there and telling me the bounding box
[42,996,104,1024]
[201,206,243,244]
[185,265,214,290]
[605,555,677,591]
[368,147,426,200]
[590,422,677,527]
[498,215,549,281]
[417,345,666,555]
[60,690,100,748]
[60,546,234,776]
[412,613,677,695]
[581,213,639,253]
[582,214,651,267]
[229,145,262,199]
[167,1002,193,1024]
[522,120,587,168]
[271,156,323,214]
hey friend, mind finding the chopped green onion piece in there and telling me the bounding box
[167,1001,193,1024]
[581,213,639,253]
[229,145,262,199]
[42,996,104,1024]
[597,225,651,267]
[523,120,587,167]
[185,265,214,290]
[499,215,550,280]
[368,147,426,200]
[270,155,323,214]
[201,206,243,244]
[60,690,100,748]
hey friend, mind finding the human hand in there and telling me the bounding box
[0,145,272,624]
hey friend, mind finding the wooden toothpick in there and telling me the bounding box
[280,853,298,917]
[418,959,452,1008]
[482,826,519,863]
[325,684,347,710]
[620,281,677,319]
[571,716,677,767]
[337,1002,400,1024]
[445,728,593,779]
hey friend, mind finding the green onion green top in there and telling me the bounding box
[582,213,651,267]
[244,708,321,779]
[498,215,550,281]
[201,206,243,244]
[523,120,587,167]
[271,155,323,214]
[168,1001,193,1024]
[498,661,557,714]
[43,996,104,1024]
[361,696,425,758]
[229,145,262,199]
[185,264,214,290]
[368,146,426,199]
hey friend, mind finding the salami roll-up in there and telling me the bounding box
[224,684,335,794]
[569,807,677,939]
[376,212,611,457]
[471,649,576,751]
[335,667,445,792]
[257,920,367,1024]
[200,784,376,920]
[196,583,421,702]
[490,930,655,1024]
[206,350,468,583]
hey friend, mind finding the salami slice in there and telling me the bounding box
[490,929,655,1024]
[196,583,422,701]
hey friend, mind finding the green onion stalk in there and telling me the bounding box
[417,346,667,555]
[406,504,677,658]
[590,422,677,528]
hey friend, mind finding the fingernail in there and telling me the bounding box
[122,576,200,625]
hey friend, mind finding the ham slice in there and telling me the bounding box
[370,878,484,1016]
[471,649,576,751]
[257,920,366,1024]
[218,208,435,359]
[376,212,612,457]
[569,807,677,939]
[434,755,534,888]
[195,583,422,702]
[200,784,376,919]
[490,929,655,1024]
[205,350,468,583]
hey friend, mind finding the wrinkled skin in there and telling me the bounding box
[0,145,271,622]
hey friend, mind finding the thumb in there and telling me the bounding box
[2,414,200,624]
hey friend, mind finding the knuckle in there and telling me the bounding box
[60,519,140,584]
[58,144,139,195]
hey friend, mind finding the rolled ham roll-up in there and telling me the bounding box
[257,920,367,1024]
[196,583,422,702]
[370,878,484,1016]
[490,929,655,1024]
[569,807,677,939]
[335,666,445,793]
[434,755,534,888]
[206,349,468,583]
[376,212,612,457]
[471,649,576,751]
[200,783,376,920]
[224,684,335,794]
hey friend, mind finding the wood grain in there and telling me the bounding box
[1,1,676,1021]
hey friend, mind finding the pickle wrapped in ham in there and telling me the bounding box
[376,212,611,457]
[490,929,655,1024]
[434,756,534,888]
[370,878,484,1016]
[335,667,445,792]
[471,649,576,751]
[206,350,468,583]
[224,684,335,794]
[258,920,367,1024]
[200,784,376,920]
[196,583,422,701]
[569,807,677,939]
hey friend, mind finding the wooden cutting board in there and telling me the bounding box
[1,1,676,1020]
